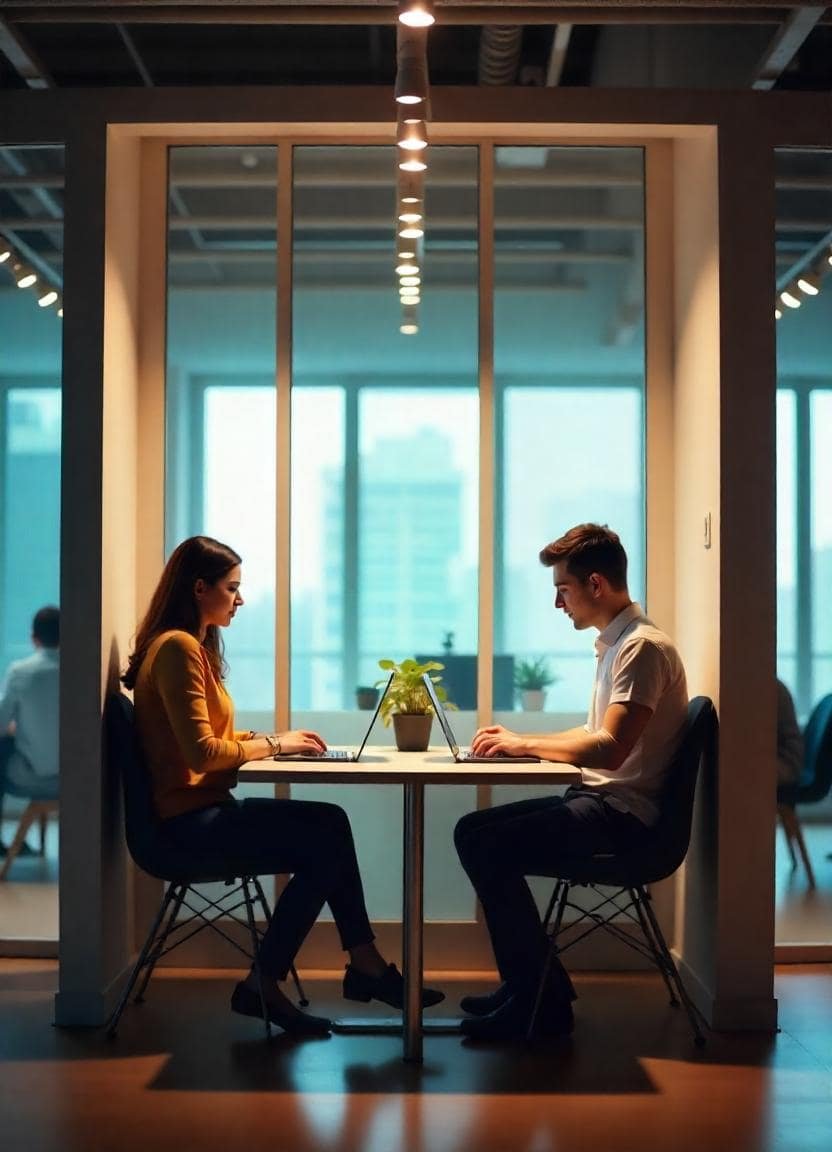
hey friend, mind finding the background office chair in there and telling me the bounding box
[104,693,307,1038]
[0,797,59,881]
[777,693,832,889]
[530,696,716,1047]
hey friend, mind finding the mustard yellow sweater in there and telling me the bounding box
[133,629,249,821]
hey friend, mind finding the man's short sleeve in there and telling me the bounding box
[607,637,669,713]
[0,665,20,730]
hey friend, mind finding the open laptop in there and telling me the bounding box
[420,673,540,763]
[272,673,393,761]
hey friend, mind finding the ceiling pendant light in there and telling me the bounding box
[796,271,820,296]
[398,155,427,174]
[38,289,59,308]
[398,169,424,205]
[400,300,420,334]
[395,26,429,106]
[13,262,37,289]
[779,287,801,309]
[397,117,429,153]
[398,0,435,29]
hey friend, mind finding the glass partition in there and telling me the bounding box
[0,143,64,941]
[774,147,832,946]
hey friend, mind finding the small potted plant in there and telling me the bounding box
[514,656,557,712]
[355,685,380,711]
[376,657,451,751]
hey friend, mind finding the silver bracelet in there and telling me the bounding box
[264,734,281,758]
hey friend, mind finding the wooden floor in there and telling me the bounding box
[1,962,830,1152]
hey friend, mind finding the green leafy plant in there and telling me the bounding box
[376,657,453,726]
[513,657,557,692]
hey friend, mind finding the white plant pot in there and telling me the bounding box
[521,688,546,711]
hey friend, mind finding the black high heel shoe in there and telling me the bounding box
[343,963,445,1009]
[231,982,332,1037]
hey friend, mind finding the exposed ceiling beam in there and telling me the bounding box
[1,4,822,27]
[750,4,826,88]
[0,14,53,87]
[776,227,832,290]
[116,21,155,86]
[0,212,646,231]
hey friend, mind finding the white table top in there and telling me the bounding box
[238,747,583,787]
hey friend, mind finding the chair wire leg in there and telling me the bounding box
[252,876,308,1007]
[105,882,181,1037]
[527,880,570,1041]
[132,883,189,1005]
[242,877,271,1040]
[778,806,798,870]
[638,886,706,1047]
[630,887,679,1007]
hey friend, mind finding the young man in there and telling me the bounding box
[454,524,688,1041]
[0,606,60,855]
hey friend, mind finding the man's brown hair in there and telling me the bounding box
[539,523,628,590]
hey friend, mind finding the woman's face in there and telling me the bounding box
[195,564,243,633]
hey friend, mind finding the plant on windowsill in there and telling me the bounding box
[514,657,557,712]
[376,657,453,752]
[355,685,380,711]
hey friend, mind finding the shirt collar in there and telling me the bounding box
[595,602,645,655]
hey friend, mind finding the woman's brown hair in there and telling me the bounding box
[122,535,242,689]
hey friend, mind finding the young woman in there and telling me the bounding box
[123,535,442,1037]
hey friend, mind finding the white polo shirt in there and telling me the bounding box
[0,646,60,784]
[579,602,688,825]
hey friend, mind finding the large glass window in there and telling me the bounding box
[165,145,278,723]
[163,141,647,932]
[291,145,479,715]
[494,146,646,720]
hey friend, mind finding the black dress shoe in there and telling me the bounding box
[460,981,512,1017]
[231,982,332,1038]
[343,963,445,1009]
[460,993,573,1043]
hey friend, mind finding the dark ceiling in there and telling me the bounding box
[1,2,831,93]
[1,3,831,316]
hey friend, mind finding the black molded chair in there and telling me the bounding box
[104,693,306,1038]
[777,693,832,889]
[530,695,717,1046]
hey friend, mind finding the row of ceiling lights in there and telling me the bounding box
[394,1,435,335]
[775,248,832,319]
[0,234,63,316]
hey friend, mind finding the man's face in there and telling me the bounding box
[552,561,599,631]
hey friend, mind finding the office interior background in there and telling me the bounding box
[1,0,831,1036]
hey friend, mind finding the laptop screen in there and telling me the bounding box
[421,673,460,756]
